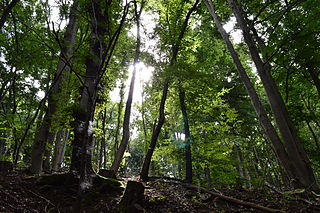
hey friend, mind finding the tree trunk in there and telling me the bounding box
[305,120,320,155]
[140,0,199,181]
[141,90,149,154]
[70,0,108,177]
[29,0,79,174]
[227,0,318,191]
[204,0,295,189]
[118,181,145,213]
[99,108,107,169]
[307,66,320,98]
[234,145,245,186]
[42,132,55,172]
[178,86,192,183]
[70,2,129,197]
[140,81,169,181]
[111,1,144,173]
[204,165,211,188]
[114,82,125,160]
[52,129,68,171]
[0,0,20,29]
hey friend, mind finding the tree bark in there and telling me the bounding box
[227,0,318,191]
[178,86,192,183]
[0,0,20,29]
[29,0,79,174]
[140,81,169,181]
[52,129,68,171]
[70,0,109,176]
[140,0,199,181]
[42,132,55,172]
[114,81,125,160]
[111,0,144,173]
[99,108,107,169]
[118,181,145,213]
[70,1,129,197]
[307,66,320,98]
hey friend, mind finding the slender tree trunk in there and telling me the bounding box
[178,86,192,183]
[140,81,169,181]
[307,66,320,98]
[204,165,211,188]
[0,0,19,29]
[234,145,245,186]
[114,82,125,160]
[305,120,320,155]
[227,0,318,191]
[29,0,79,174]
[99,108,107,169]
[204,0,295,188]
[111,1,144,173]
[140,0,199,181]
[141,90,148,154]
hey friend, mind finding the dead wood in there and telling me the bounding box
[184,184,286,213]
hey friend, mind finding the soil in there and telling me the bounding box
[0,170,319,212]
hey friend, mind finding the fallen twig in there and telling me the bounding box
[27,189,60,213]
[265,182,320,207]
[184,184,286,213]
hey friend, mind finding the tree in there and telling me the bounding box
[30,0,79,174]
[178,86,192,183]
[69,0,129,191]
[140,0,200,181]
[111,0,145,174]
[0,0,20,29]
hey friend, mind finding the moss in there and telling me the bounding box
[148,195,166,203]
[37,173,78,187]
[93,175,124,194]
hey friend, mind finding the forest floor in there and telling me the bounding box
[0,169,320,213]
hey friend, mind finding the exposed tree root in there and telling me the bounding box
[184,184,286,213]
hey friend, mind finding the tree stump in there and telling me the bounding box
[118,181,145,213]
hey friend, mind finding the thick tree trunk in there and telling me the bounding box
[118,181,145,213]
[29,0,79,174]
[70,0,107,178]
[227,0,318,191]
[52,129,68,171]
[111,1,144,173]
[204,0,295,188]
[178,86,192,183]
[70,2,129,197]
[42,132,55,172]
[140,0,199,181]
